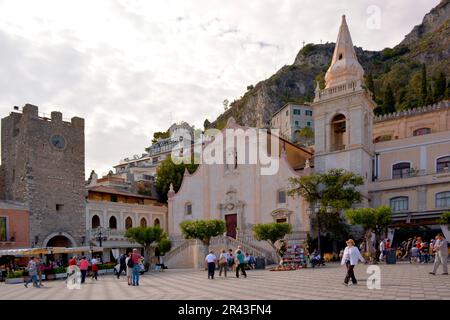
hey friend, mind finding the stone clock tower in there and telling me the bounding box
[312,15,376,201]
[1,104,86,247]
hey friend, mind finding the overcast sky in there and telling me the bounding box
[0,0,440,177]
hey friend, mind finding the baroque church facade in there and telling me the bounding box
[167,118,313,245]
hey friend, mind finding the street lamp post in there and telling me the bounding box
[307,204,334,256]
[92,227,109,248]
[307,204,322,255]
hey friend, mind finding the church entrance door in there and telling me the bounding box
[225,214,237,239]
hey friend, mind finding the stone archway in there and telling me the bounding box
[43,232,77,248]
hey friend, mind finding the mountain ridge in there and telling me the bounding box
[211,0,450,129]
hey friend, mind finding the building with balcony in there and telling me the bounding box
[113,121,195,181]
[0,201,29,248]
[370,100,450,239]
[86,177,167,262]
[271,102,314,144]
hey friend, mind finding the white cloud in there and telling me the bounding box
[0,0,440,176]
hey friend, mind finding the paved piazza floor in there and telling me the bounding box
[1,262,449,300]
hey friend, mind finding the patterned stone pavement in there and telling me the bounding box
[1,262,449,300]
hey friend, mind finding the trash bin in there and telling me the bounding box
[255,257,266,269]
[386,249,396,264]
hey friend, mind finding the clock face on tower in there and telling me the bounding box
[50,134,66,150]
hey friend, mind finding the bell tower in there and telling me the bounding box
[312,15,376,200]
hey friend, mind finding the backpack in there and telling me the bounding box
[127,256,134,268]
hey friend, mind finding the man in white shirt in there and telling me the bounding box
[430,233,448,275]
[205,250,217,279]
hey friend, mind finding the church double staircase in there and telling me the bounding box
[164,235,278,268]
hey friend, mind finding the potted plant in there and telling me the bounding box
[5,270,24,284]
[97,262,116,274]
[54,266,67,279]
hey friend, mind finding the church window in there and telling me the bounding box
[91,215,100,229]
[436,156,450,173]
[276,218,287,223]
[109,216,117,229]
[140,218,147,227]
[413,128,431,136]
[436,192,450,209]
[278,190,287,204]
[154,218,160,227]
[392,162,411,179]
[390,197,408,212]
[330,114,346,151]
[125,217,133,230]
[338,53,343,60]
[185,203,192,215]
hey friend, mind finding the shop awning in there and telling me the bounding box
[0,246,103,257]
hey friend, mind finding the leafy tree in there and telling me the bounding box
[295,126,314,146]
[155,156,198,202]
[124,226,169,263]
[434,72,447,101]
[152,131,170,143]
[288,169,364,252]
[253,223,292,260]
[366,74,375,100]
[180,219,225,258]
[381,83,396,114]
[180,219,225,246]
[203,119,211,131]
[420,63,428,107]
[438,212,450,226]
[395,72,419,110]
[345,205,392,263]
[157,238,172,255]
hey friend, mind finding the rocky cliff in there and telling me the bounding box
[212,0,450,129]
